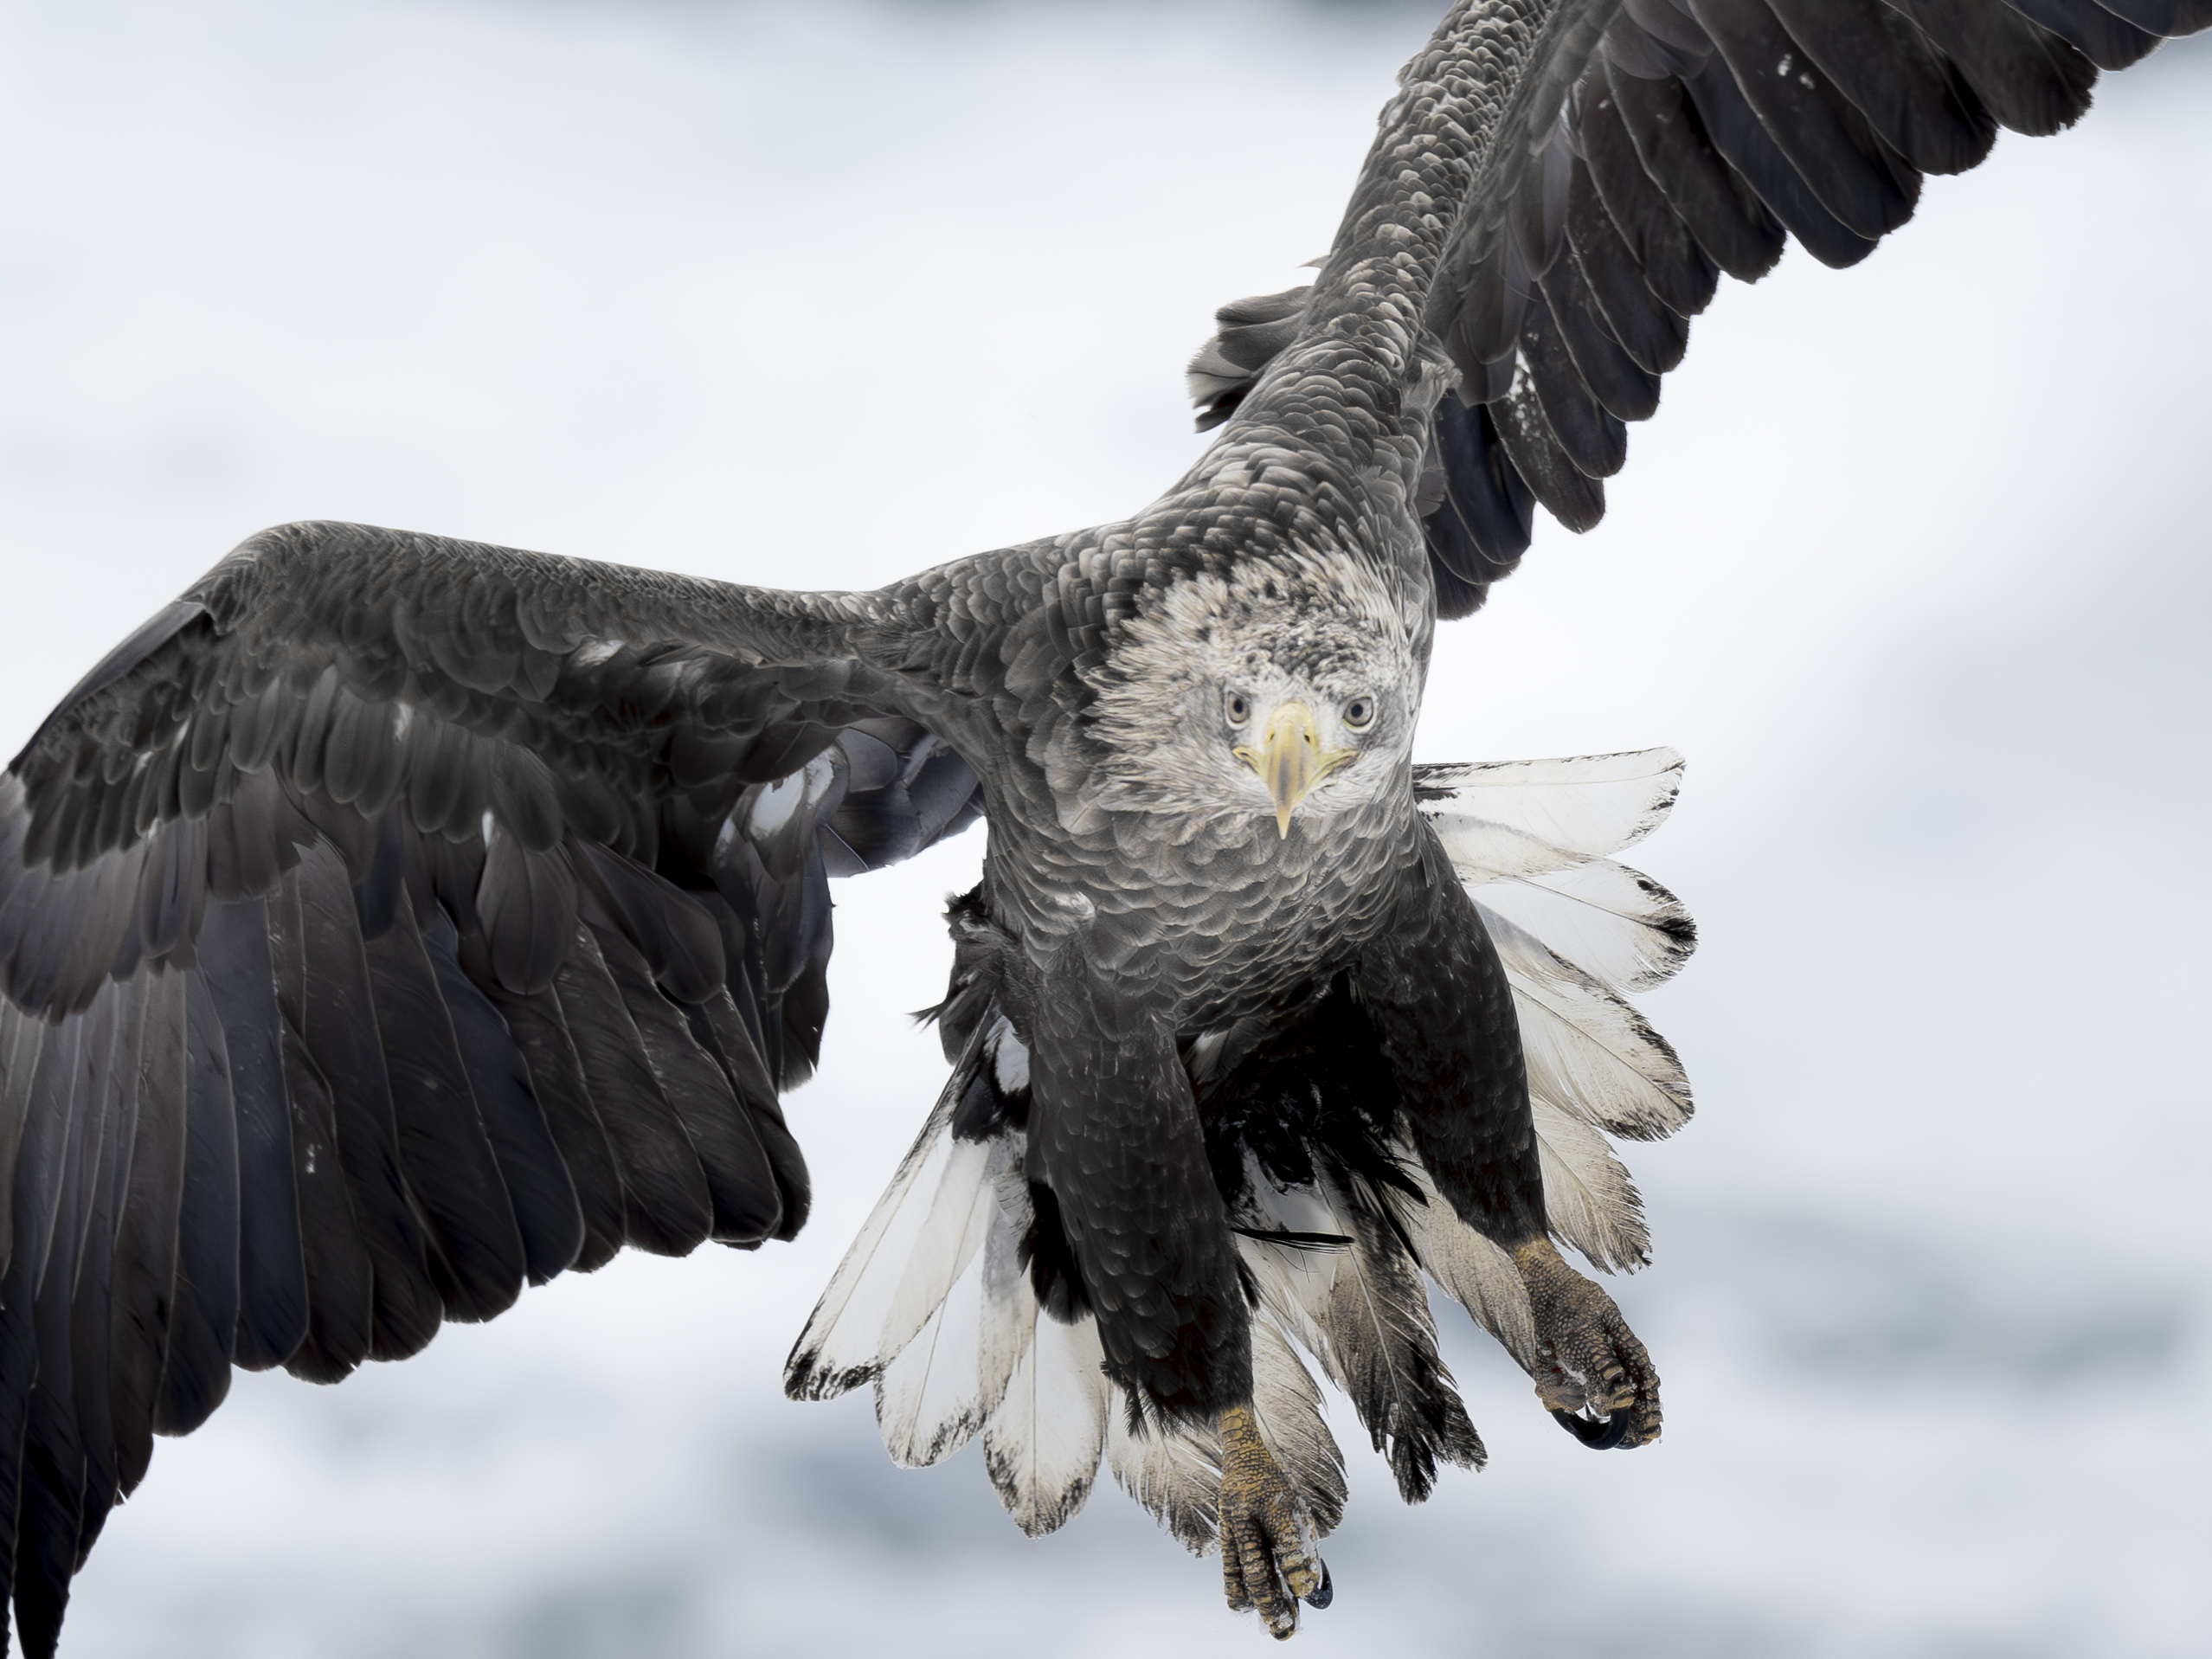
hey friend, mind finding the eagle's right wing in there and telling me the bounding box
[0,518,984,1654]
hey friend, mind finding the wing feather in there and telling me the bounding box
[197,895,311,1370]
[585,920,777,1247]
[106,967,185,1497]
[463,961,629,1276]
[421,911,586,1282]
[154,974,240,1437]
[550,927,716,1259]
[360,895,529,1323]
[291,843,448,1356]
[266,878,377,1382]
[68,989,136,1549]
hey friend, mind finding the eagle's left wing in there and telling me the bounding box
[1186,0,2211,616]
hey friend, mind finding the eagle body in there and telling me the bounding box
[2,0,2204,1649]
[827,166,1499,1423]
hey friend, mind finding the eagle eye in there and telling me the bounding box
[1342,696,1374,730]
[1225,691,1251,729]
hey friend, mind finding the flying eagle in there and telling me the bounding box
[0,1,2202,1650]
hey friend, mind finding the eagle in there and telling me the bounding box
[0,1,2202,1650]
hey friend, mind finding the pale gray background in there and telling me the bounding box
[1,3,2206,1656]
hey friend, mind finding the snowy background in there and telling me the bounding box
[1,3,2207,1656]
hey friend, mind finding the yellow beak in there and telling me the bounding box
[1233,700,1347,839]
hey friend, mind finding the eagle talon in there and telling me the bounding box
[1303,1561,1334,1609]
[1217,1402,1323,1639]
[1513,1238,1662,1450]
[1549,1406,1633,1450]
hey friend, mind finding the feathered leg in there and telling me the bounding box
[1025,948,1250,1418]
[1360,824,1662,1446]
[1024,941,1340,1633]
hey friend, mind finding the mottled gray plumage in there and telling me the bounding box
[1,0,2204,1649]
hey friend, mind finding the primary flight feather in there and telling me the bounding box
[1,1,2203,1650]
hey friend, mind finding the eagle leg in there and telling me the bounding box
[1513,1238,1662,1449]
[1217,1400,1327,1639]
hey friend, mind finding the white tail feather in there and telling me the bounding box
[1470,858,1694,993]
[873,1136,997,1358]
[875,1247,991,1468]
[873,1136,1034,1467]
[981,1311,1110,1537]
[786,1044,999,1399]
[1418,748,1683,881]
[1531,1095,1649,1273]
[1101,1311,1343,1559]
[1420,747,1691,1290]
[1479,902,1691,1142]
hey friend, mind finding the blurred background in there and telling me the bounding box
[1,3,2206,1655]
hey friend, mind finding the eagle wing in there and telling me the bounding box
[1186,0,2211,616]
[0,518,981,1650]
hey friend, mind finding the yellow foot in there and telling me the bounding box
[1512,1238,1663,1450]
[1217,1403,1326,1639]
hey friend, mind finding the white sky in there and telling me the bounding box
[1,3,2207,1656]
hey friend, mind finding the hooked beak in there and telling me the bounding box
[1234,700,1351,839]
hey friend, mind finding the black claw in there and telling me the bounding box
[1550,1406,1632,1450]
[1303,1562,1333,1610]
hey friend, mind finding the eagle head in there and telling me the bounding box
[1084,549,1418,841]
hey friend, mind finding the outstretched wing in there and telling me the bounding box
[0,518,981,1653]
[1187,0,2211,616]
